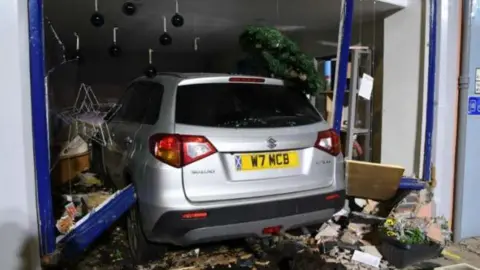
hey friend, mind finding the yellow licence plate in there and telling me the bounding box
[234,151,299,171]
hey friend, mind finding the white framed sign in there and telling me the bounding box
[475,68,480,94]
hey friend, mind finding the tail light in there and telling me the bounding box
[229,77,265,83]
[181,211,208,219]
[314,129,341,156]
[262,225,282,235]
[326,193,341,200]
[149,134,217,167]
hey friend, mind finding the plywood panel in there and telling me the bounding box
[346,160,404,200]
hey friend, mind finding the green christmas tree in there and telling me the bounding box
[239,26,325,95]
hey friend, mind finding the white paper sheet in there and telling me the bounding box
[358,73,374,100]
[351,250,381,268]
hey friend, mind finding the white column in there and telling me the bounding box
[432,0,460,226]
[0,0,41,269]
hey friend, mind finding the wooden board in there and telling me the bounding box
[346,160,404,201]
[52,151,91,186]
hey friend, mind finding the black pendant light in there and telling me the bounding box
[171,0,184,27]
[109,27,122,57]
[144,65,157,78]
[144,49,157,77]
[90,0,105,27]
[122,2,136,16]
[159,16,172,46]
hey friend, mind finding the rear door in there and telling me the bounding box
[175,77,338,202]
[104,82,157,187]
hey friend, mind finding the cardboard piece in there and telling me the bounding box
[346,160,404,201]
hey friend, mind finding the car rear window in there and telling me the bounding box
[175,83,322,128]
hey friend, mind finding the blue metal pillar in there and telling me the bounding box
[28,0,55,255]
[333,0,354,133]
[422,0,438,181]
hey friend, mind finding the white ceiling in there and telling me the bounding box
[44,0,401,53]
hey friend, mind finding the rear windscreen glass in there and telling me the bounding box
[175,83,322,128]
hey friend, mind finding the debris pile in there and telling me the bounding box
[314,212,394,269]
[59,186,450,270]
[55,172,113,235]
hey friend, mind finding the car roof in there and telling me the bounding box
[159,72,234,79]
[132,72,284,85]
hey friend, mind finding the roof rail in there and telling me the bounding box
[155,72,184,78]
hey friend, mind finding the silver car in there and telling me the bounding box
[94,73,345,263]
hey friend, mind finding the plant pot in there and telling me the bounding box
[379,232,443,268]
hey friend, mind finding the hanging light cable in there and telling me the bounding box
[194,37,200,51]
[73,32,83,62]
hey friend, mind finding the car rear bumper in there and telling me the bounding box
[144,190,345,246]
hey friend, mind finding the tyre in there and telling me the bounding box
[126,205,167,265]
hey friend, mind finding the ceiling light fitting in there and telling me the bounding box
[122,2,136,16]
[171,0,184,27]
[90,0,105,27]
[144,48,157,77]
[109,27,122,57]
[159,16,172,46]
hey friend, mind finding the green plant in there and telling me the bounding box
[381,216,452,245]
[382,217,429,245]
[238,26,325,95]
[401,227,428,245]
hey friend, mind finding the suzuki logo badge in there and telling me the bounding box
[266,137,277,149]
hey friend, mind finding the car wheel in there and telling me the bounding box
[127,205,166,264]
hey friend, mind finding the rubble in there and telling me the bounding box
[339,231,361,245]
[55,190,113,235]
[77,172,103,187]
[361,245,382,258]
[316,222,341,239]
[69,190,447,269]
[362,200,380,214]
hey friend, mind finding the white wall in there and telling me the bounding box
[382,0,428,176]
[0,0,41,269]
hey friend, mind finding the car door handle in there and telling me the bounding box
[124,137,133,144]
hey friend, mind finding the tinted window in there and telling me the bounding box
[111,85,135,122]
[143,84,164,125]
[175,83,322,128]
[112,82,163,124]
